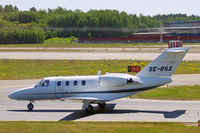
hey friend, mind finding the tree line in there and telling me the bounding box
[0,5,200,44]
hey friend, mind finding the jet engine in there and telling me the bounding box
[99,75,135,87]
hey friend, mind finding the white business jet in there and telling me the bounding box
[8,47,189,113]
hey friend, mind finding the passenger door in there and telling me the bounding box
[55,80,64,98]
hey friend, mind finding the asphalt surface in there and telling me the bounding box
[0,51,199,60]
[0,46,199,60]
[0,74,200,122]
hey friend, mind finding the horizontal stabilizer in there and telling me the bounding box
[167,49,187,53]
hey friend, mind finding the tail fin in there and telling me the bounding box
[136,47,189,78]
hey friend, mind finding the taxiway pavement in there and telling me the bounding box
[0,51,199,60]
[0,46,200,60]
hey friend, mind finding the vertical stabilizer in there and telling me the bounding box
[136,47,189,78]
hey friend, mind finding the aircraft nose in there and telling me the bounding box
[8,88,32,100]
[8,92,18,99]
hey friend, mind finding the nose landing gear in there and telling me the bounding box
[27,101,34,111]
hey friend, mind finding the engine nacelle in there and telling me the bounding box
[99,75,129,87]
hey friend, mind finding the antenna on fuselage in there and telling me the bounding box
[97,71,101,76]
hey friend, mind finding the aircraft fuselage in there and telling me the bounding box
[9,74,171,101]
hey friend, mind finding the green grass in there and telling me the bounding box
[0,121,199,133]
[134,86,200,100]
[0,42,198,48]
[0,41,200,48]
[44,37,78,45]
[0,43,166,48]
[0,60,200,80]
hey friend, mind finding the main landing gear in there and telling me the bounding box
[85,104,93,113]
[83,102,106,113]
[98,102,106,109]
[27,101,34,111]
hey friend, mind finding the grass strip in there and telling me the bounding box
[0,42,198,48]
[134,86,200,100]
[0,60,200,80]
[0,121,199,133]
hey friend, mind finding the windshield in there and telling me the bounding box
[42,80,49,87]
[34,79,44,87]
[35,79,50,87]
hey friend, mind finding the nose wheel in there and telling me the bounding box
[27,102,34,111]
[85,105,93,113]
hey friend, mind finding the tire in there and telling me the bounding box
[27,103,34,111]
[98,102,106,109]
[85,105,93,113]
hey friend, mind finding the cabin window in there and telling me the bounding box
[57,81,61,86]
[81,80,86,86]
[73,80,78,86]
[65,81,69,86]
[41,80,49,87]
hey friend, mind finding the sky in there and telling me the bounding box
[0,0,200,16]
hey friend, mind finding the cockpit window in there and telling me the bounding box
[35,79,44,87]
[41,80,49,87]
[35,79,49,87]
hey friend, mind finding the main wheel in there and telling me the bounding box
[27,102,34,111]
[85,105,93,113]
[98,102,106,109]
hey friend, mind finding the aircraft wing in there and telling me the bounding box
[65,92,133,103]
[67,96,103,102]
